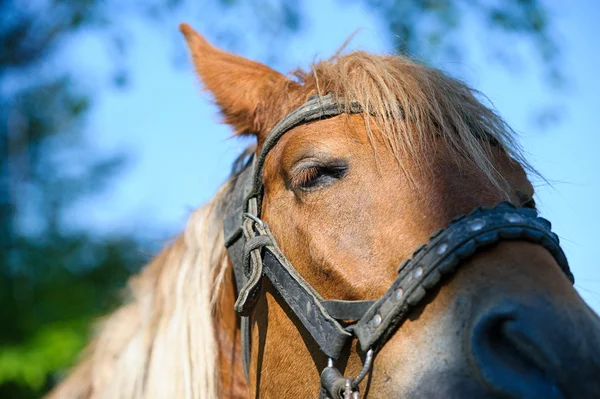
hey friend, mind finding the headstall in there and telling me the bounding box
[222,94,574,399]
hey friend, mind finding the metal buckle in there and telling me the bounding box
[321,349,374,399]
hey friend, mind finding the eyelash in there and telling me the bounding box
[292,166,321,189]
[290,164,348,191]
[290,167,539,207]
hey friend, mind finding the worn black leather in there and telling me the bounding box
[321,300,376,321]
[222,94,364,381]
[352,202,573,353]
[262,247,352,358]
[223,161,254,381]
[221,94,574,395]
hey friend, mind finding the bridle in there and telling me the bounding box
[222,94,574,398]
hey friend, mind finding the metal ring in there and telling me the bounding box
[325,348,373,390]
[351,349,373,388]
[243,212,264,228]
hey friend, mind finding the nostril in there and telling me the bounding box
[488,317,547,376]
[471,306,564,399]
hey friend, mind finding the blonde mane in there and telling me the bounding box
[290,51,533,192]
[48,182,233,399]
[49,48,534,398]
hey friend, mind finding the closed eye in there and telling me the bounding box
[289,161,348,191]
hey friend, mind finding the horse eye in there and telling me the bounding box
[291,163,348,191]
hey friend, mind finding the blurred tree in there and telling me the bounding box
[0,0,561,397]
[0,1,149,397]
[204,0,562,86]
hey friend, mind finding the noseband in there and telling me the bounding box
[222,94,574,398]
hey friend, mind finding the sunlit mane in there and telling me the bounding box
[48,182,232,399]
[291,51,533,192]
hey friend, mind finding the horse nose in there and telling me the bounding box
[470,301,600,399]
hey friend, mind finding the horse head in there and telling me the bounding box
[47,24,600,399]
[180,24,600,398]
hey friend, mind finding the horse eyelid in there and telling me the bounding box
[289,162,349,191]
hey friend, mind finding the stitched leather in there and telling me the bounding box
[352,202,573,352]
[221,94,574,391]
[262,247,352,358]
[321,300,376,321]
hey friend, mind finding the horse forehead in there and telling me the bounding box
[259,110,530,209]
[259,115,365,178]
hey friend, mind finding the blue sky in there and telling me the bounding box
[67,1,599,311]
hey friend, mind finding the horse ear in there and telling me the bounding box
[180,23,299,139]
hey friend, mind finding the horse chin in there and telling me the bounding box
[370,346,490,398]
[401,370,487,399]
[367,292,483,398]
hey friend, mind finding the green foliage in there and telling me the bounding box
[0,320,87,390]
[0,1,149,397]
[208,0,561,86]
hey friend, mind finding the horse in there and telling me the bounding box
[48,23,600,399]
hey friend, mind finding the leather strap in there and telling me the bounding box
[262,246,352,358]
[224,158,254,249]
[352,202,573,352]
[222,94,364,381]
[223,162,254,382]
[321,300,376,321]
[221,94,575,391]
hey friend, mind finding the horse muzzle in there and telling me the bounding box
[377,242,600,399]
[470,299,600,399]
